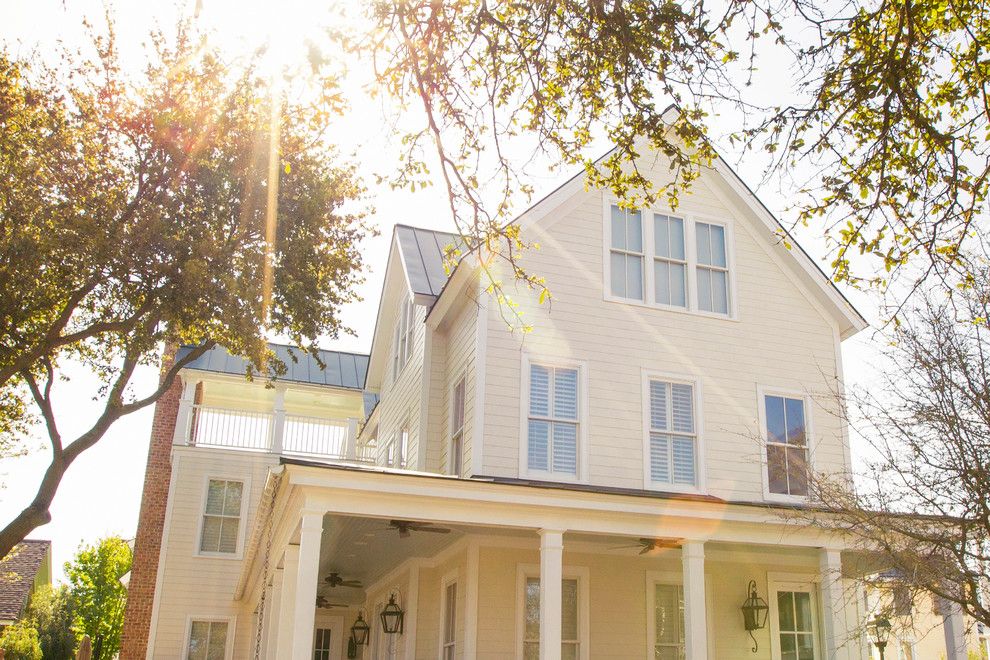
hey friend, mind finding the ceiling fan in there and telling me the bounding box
[324,572,363,588]
[389,519,452,538]
[610,538,682,555]
[315,595,348,609]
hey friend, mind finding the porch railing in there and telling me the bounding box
[177,403,373,464]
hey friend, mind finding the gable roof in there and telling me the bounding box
[394,225,462,301]
[176,343,370,390]
[0,539,50,622]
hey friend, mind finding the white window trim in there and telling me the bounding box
[194,474,251,560]
[515,563,590,660]
[641,369,707,494]
[767,574,822,660]
[183,614,236,660]
[518,354,590,483]
[448,374,467,476]
[757,385,818,504]
[439,569,459,659]
[601,195,739,320]
[645,570,684,658]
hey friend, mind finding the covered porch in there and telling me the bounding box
[237,461,874,660]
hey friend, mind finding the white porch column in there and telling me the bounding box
[271,386,287,454]
[819,548,848,660]
[263,568,284,660]
[539,529,564,660]
[940,598,968,660]
[345,418,359,461]
[682,541,708,660]
[275,546,299,659]
[172,377,200,445]
[290,510,324,660]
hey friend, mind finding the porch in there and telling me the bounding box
[237,461,883,660]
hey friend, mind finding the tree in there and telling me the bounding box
[26,585,76,660]
[800,260,990,628]
[64,537,131,660]
[0,619,42,660]
[362,0,990,302]
[0,18,367,557]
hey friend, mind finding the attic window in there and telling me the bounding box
[391,297,416,383]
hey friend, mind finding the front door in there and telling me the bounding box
[768,579,821,660]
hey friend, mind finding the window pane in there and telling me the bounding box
[786,447,809,496]
[655,260,671,305]
[797,634,815,660]
[561,643,578,660]
[794,592,813,632]
[697,267,712,312]
[610,252,627,298]
[222,481,242,516]
[627,210,643,253]
[552,422,578,475]
[206,622,227,660]
[671,436,696,485]
[785,398,806,445]
[778,591,795,632]
[218,518,238,553]
[656,648,680,660]
[530,365,550,417]
[767,445,788,494]
[189,621,209,660]
[444,583,457,644]
[670,384,694,433]
[765,396,786,444]
[554,368,578,420]
[528,420,550,472]
[525,578,540,639]
[655,215,671,258]
[205,481,226,515]
[200,516,222,553]
[650,433,671,483]
[562,579,579,639]
[650,381,669,431]
[670,263,686,307]
[780,634,797,660]
[655,584,683,644]
[626,255,644,300]
[709,224,726,267]
[671,217,685,260]
[523,642,540,660]
[711,270,728,314]
[696,223,711,265]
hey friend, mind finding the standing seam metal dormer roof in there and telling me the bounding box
[393,225,463,300]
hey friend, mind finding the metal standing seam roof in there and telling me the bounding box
[393,225,464,299]
[0,539,50,622]
[175,343,370,390]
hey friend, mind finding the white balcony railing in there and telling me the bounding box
[176,402,373,464]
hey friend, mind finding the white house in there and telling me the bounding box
[119,140,974,660]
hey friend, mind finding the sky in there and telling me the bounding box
[0,0,883,582]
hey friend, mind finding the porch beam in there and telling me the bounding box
[682,540,708,659]
[290,510,323,660]
[539,529,564,660]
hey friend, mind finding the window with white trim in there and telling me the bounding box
[609,205,645,300]
[199,480,243,554]
[774,588,819,660]
[648,380,697,487]
[527,363,579,477]
[523,577,580,659]
[764,395,809,497]
[187,619,228,660]
[605,204,732,315]
[695,222,729,314]
[314,628,332,660]
[391,297,415,383]
[653,582,685,660]
[450,377,466,475]
[442,580,457,660]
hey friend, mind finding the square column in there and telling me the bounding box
[263,568,283,659]
[819,548,850,660]
[539,529,564,660]
[682,541,708,659]
[291,510,324,660]
[940,598,967,660]
[275,545,299,659]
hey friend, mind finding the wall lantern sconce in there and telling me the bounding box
[380,593,405,634]
[868,615,892,660]
[741,580,770,652]
[350,611,370,645]
[347,636,358,659]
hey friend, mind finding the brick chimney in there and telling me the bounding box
[119,345,183,659]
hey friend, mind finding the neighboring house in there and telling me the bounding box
[119,134,977,660]
[0,539,51,632]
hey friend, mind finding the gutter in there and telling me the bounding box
[234,465,285,601]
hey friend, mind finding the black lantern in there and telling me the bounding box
[869,615,892,660]
[380,593,405,634]
[347,636,358,659]
[350,612,370,645]
[741,580,770,653]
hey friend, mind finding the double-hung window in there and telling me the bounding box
[651,582,685,660]
[391,297,415,383]
[764,394,810,497]
[647,379,697,488]
[187,619,228,660]
[606,204,731,315]
[442,580,457,660]
[609,206,645,300]
[773,588,819,660]
[450,377,466,475]
[199,479,243,554]
[527,363,580,478]
[522,577,581,659]
[313,628,332,660]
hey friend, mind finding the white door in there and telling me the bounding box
[313,615,345,660]
[769,580,821,660]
